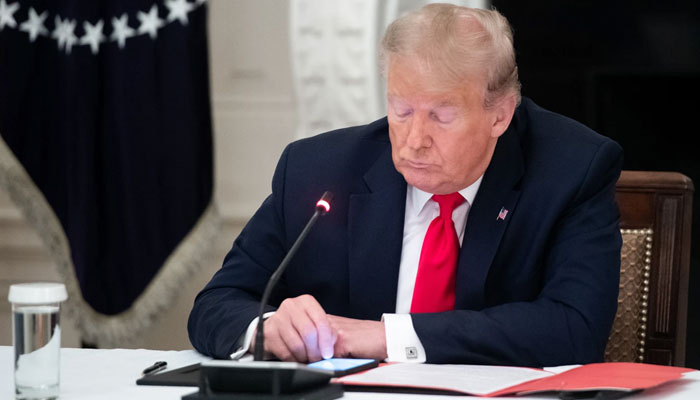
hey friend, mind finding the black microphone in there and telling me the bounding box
[180,191,342,400]
[253,191,334,361]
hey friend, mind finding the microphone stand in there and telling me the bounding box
[254,191,333,361]
[183,191,342,400]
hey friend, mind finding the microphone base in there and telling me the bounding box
[182,383,343,400]
[181,360,343,400]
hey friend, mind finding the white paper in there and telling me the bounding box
[54,348,210,400]
[338,363,554,396]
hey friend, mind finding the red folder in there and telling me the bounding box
[489,362,694,397]
[338,362,695,397]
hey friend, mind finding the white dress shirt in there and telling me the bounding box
[231,177,483,361]
[383,178,482,362]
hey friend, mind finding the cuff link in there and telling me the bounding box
[405,346,418,359]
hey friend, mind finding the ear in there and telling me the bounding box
[489,95,517,138]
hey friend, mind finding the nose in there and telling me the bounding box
[405,115,431,150]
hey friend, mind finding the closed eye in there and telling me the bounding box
[391,106,413,119]
[388,96,413,119]
[431,108,458,124]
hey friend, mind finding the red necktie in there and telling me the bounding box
[410,193,465,313]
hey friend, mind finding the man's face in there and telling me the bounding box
[387,58,506,195]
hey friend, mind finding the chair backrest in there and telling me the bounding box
[605,171,693,366]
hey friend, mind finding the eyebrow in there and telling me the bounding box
[387,95,459,108]
[435,101,458,108]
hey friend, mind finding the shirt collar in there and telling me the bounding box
[409,175,484,217]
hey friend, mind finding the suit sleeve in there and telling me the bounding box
[187,145,292,359]
[412,140,624,367]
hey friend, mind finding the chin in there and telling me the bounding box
[402,173,440,193]
[395,162,448,193]
[404,173,462,195]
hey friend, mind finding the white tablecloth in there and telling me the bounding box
[2,346,700,399]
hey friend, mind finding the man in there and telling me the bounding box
[188,4,622,367]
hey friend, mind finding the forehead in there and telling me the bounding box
[386,57,485,107]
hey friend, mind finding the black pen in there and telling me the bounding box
[142,361,167,376]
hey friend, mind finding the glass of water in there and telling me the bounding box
[8,283,67,400]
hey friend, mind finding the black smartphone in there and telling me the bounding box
[306,358,379,377]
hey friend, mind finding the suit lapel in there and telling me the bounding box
[348,145,407,320]
[455,121,524,310]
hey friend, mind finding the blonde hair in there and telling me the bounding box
[380,4,521,108]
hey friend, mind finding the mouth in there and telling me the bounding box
[404,160,431,169]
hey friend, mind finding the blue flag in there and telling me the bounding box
[0,0,216,344]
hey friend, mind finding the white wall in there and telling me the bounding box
[211,0,297,219]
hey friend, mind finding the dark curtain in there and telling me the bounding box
[0,0,213,315]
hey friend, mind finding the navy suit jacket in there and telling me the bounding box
[188,98,623,366]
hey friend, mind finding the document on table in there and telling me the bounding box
[337,363,554,396]
[337,362,696,397]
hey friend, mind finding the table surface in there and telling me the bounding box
[2,346,700,399]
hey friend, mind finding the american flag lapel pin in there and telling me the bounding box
[497,207,509,221]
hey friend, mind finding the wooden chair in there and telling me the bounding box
[604,171,693,366]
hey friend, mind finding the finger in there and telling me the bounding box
[314,316,335,360]
[263,317,294,361]
[265,302,309,362]
[299,296,335,360]
[278,310,310,362]
[290,317,321,362]
[292,296,327,361]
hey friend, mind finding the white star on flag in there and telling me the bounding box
[80,20,105,54]
[137,5,164,39]
[19,7,49,42]
[111,13,135,49]
[0,0,19,30]
[166,0,195,26]
[52,15,78,54]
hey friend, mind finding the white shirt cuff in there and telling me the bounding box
[230,311,276,360]
[381,313,426,363]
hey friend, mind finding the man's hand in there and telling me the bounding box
[329,315,388,360]
[252,294,336,362]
